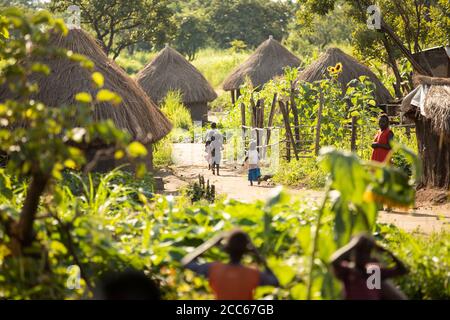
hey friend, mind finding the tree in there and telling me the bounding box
[297,0,450,96]
[0,8,141,253]
[205,0,295,49]
[49,0,176,59]
[173,12,208,61]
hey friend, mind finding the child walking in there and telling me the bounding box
[205,138,213,170]
[245,141,261,186]
[181,229,279,300]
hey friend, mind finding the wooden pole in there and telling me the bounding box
[259,99,265,157]
[240,102,246,144]
[230,90,235,105]
[290,84,300,147]
[315,91,324,156]
[351,116,357,151]
[266,93,277,146]
[255,100,260,147]
[279,100,299,161]
[250,97,257,128]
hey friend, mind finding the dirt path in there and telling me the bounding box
[156,144,450,234]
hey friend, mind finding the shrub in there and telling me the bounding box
[160,91,192,131]
[273,158,326,189]
[378,224,450,299]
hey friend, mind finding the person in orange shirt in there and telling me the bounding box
[371,114,394,163]
[181,229,279,300]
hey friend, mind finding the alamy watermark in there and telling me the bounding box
[366,264,381,290]
[367,5,381,30]
[66,264,81,290]
[66,5,81,29]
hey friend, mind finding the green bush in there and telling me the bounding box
[153,138,173,168]
[160,91,192,131]
[273,158,326,189]
[378,224,450,299]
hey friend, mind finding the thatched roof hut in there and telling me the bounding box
[412,46,450,78]
[401,75,450,188]
[136,45,217,122]
[0,29,172,170]
[222,36,301,92]
[297,48,392,105]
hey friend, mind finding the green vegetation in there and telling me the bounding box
[153,91,193,167]
[160,91,192,131]
[2,142,448,300]
[1,4,448,302]
[273,158,326,189]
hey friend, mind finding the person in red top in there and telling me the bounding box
[181,229,279,300]
[330,233,408,300]
[371,114,394,163]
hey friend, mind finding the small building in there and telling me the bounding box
[222,36,302,102]
[0,29,172,171]
[136,45,217,123]
[401,75,450,189]
[297,48,393,105]
[412,46,450,78]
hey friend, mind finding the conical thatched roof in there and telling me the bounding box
[136,46,217,104]
[222,36,302,91]
[401,75,450,137]
[297,48,392,105]
[0,29,172,144]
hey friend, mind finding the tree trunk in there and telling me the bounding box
[416,116,450,188]
[16,173,49,247]
[381,35,403,98]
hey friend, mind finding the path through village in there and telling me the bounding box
[157,143,450,234]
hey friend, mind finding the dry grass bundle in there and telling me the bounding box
[402,75,450,137]
[298,48,392,105]
[0,29,172,144]
[136,46,217,104]
[222,36,301,91]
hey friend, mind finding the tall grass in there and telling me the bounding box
[191,48,249,90]
[154,91,193,167]
[160,91,192,130]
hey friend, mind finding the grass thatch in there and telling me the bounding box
[222,36,301,91]
[136,45,217,104]
[297,48,392,105]
[0,29,172,144]
[402,75,450,137]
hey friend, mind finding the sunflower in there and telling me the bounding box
[327,62,343,75]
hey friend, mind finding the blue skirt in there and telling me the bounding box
[248,168,261,181]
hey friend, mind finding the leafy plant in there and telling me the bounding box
[186,175,215,203]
